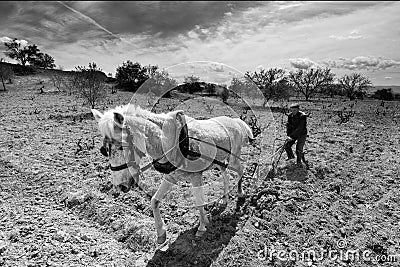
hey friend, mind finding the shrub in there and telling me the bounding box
[72,62,107,109]
[373,88,394,101]
[115,61,157,91]
[220,87,229,103]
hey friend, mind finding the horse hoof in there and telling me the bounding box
[195,229,206,238]
[157,231,167,244]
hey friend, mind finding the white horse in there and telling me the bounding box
[91,104,253,243]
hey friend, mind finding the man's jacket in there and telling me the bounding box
[286,111,307,139]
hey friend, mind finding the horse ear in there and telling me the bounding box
[170,110,185,126]
[91,109,103,122]
[113,112,124,126]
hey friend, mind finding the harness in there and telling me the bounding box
[151,122,190,174]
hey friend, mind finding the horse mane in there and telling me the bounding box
[97,104,169,138]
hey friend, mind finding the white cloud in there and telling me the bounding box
[329,34,363,40]
[289,58,318,69]
[0,37,28,48]
[385,76,392,80]
[16,39,28,48]
[329,29,363,40]
[326,56,400,70]
[377,59,400,69]
[0,36,12,43]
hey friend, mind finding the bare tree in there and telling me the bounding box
[63,73,80,95]
[203,100,215,114]
[338,73,372,100]
[245,68,289,107]
[72,62,107,109]
[288,67,335,101]
[319,83,343,98]
[49,73,65,92]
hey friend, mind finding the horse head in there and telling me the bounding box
[91,107,146,193]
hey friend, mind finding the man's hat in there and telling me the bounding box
[290,103,300,108]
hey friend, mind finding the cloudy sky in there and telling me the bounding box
[1,1,400,85]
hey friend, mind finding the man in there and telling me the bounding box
[285,103,308,168]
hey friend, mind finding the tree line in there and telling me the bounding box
[243,67,375,104]
[1,38,398,105]
[112,62,382,102]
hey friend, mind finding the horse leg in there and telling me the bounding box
[229,141,245,199]
[191,173,210,237]
[235,161,245,199]
[196,204,210,237]
[151,179,174,244]
[220,169,230,205]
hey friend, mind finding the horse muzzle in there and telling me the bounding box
[118,183,131,193]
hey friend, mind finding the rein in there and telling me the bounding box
[188,136,243,162]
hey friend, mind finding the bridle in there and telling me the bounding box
[100,125,145,188]
[100,123,184,188]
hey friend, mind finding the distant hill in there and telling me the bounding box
[369,85,400,94]
[0,62,107,80]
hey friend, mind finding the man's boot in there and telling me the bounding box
[285,144,295,160]
[296,151,303,167]
[301,153,309,169]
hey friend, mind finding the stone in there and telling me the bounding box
[53,230,69,242]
